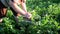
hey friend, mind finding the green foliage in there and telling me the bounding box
[0,0,60,34]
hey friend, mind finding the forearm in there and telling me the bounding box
[8,0,32,19]
[21,0,27,12]
[9,1,27,16]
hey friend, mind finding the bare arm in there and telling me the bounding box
[21,0,27,12]
[9,0,27,16]
[9,0,32,19]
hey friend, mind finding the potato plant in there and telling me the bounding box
[0,0,60,34]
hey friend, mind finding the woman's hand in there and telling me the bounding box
[9,0,32,20]
[24,12,32,20]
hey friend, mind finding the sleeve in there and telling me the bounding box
[0,0,9,7]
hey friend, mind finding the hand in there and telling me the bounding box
[24,12,32,20]
[26,12,32,19]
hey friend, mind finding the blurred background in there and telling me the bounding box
[0,0,60,34]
